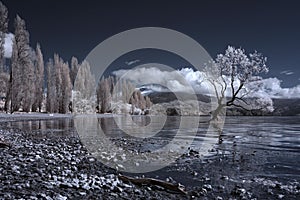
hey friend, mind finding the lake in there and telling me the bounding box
[3,115,299,183]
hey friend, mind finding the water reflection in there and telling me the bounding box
[7,118,75,138]
[74,115,202,173]
[218,116,300,179]
[3,115,300,178]
[98,116,180,139]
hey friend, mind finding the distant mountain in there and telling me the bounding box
[137,84,210,103]
[226,98,300,116]
[145,91,300,116]
[138,84,167,95]
[147,91,210,104]
[272,98,300,116]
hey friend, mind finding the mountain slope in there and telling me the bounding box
[147,92,300,116]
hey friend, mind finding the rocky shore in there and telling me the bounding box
[0,127,186,200]
[0,118,299,200]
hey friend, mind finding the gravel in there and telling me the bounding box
[0,128,184,200]
[1,120,299,200]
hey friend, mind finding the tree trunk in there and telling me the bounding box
[211,104,226,121]
[210,104,226,144]
[4,69,12,113]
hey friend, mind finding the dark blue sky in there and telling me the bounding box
[2,0,300,87]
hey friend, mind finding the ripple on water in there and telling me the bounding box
[3,116,300,181]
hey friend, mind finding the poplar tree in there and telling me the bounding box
[97,77,111,113]
[0,1,8,73]
[74,60,95,99]
[73,60,96,113]
[32,43,44,112]
[60,62,71,113]
[46,59,56,113]
[53,54,62,113]
[70,56,79,86]
[7,16,34,112]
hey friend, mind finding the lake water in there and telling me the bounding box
[219,116,300,181]
[3,115,300,182]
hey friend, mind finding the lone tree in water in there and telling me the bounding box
[204,46,272,120]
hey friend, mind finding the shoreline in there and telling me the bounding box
[0,118,299,199]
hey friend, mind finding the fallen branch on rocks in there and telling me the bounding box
[0,140,11,148]
[118,174,187,195]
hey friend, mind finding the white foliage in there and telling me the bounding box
[2,33,13,58]
[46,54,72,113]
[110,101,131,115]
[255,97,274,112]
[32,43,44,112]
[9,16,35,112]
[74,60,95,99]
[72,90,96,114]
[203,46,271,114]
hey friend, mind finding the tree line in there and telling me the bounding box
[0,7,74,114]
[0,1,151,114]
[0,1,272,118]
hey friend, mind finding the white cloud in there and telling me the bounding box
[280,70,294,76]
[3,33,14,58]
[246,77,300,98]
[113,65,195,93]
[251,78,300,98]
[125,59,140,66]
[113,66,300,99]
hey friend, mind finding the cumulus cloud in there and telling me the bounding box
[113,65,197,93]
[248,78,300,98]
[113,66,300,99]
[3,33,14,58]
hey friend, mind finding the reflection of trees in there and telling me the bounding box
[98,117,126,138]
[99,117,110,135]
[9,119,74,138]
[131,115,151,127]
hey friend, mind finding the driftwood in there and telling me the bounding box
[0,137,11,148]
[0,140,11,148]
[118,174,187,195]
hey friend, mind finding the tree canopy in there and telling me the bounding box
[204,46,272,119]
